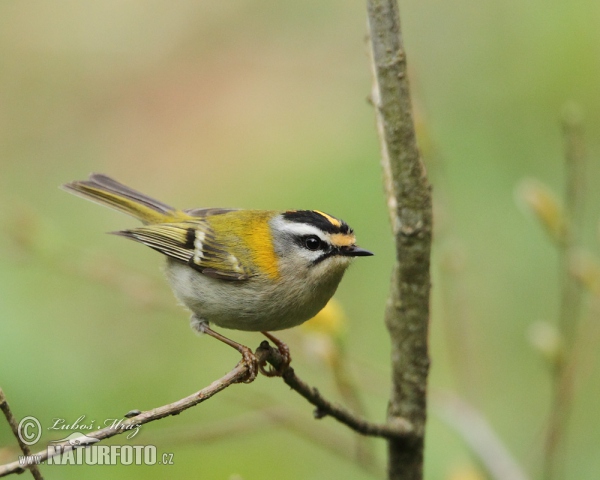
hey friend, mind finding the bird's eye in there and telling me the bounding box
[303,235,322,251]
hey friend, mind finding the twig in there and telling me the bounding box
[543,105,586,480]
[259,342,413,439]
[367,1,433,479]
[559,104,586,342]
[433,391,530,480]
[0,389,44,480]
[282,366,411,438]
[1,342,411,478]
[0,356,256,477]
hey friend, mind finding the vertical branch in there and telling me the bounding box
[0,389,44,480]
[367,2,432,480]
[543,106,586,480]
[559,105,586,343]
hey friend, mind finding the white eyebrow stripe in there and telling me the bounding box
[272,217,330,242]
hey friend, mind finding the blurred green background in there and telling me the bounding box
[1,1,600,479]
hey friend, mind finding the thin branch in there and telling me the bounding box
[559,104,586,342]
[0,358,253,477]
[282,366,411,438]
[367,1,433,480]
[543,105,587,480]
[259,342,413,439]
[0,389,44,480]
[1,342,411,478]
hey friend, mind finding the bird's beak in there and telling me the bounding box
[339,245,374,257]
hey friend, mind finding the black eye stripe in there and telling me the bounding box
[292,234,329,252]
[311,249,338,265]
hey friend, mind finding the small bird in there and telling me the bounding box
[63,174,373,380]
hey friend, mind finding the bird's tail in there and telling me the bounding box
[62,173,188,224]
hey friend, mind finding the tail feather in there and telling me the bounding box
[62,174,187,224]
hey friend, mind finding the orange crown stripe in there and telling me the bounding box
[313,210,342,228]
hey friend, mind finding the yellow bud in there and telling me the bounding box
[302,298,347,338]
[301,299,348,366]
[302,334,337,365]
[446,464,486,480]
[570,249,600,295]
[517,179,568,244]
[528,321,565,368]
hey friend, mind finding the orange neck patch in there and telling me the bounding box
[241,211,280,279]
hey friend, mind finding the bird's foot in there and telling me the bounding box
[258,331,291,377]
[237,345,258,383]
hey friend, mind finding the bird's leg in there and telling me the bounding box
[190,316,257,383]
[258,331,291,377]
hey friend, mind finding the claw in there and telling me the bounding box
[275,342,291,368]
[239,346,258,383]
[258,360,278,377]
[259,332,291,377]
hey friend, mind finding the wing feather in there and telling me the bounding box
[113,221,253,281]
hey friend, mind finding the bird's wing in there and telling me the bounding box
[113,221,253,281]
[184,207,239,218]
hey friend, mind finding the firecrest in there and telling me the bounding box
[63,174,373,379]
